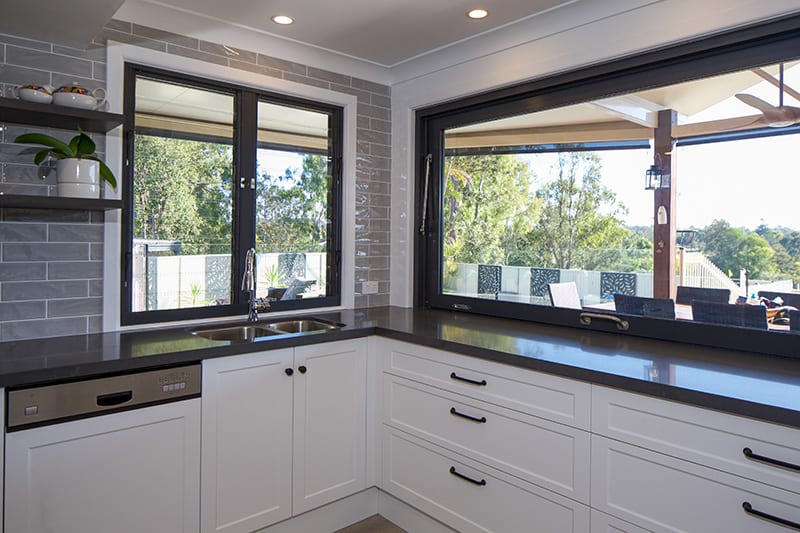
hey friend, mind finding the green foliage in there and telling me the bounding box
[256,153,330,254]
[699,220,775,279]
[14,128,117,187]
[133,135,233,254]
[443,155,540,267]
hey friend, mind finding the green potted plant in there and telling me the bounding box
[14,128,117,199]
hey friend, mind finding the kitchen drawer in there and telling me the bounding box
[592,385,800,494]
[381,426,590,533]
[591,435,800,533]
[590,510,651,533]
[379,338,590,429]
[383,374,590,502]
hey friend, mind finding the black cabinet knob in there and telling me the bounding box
[285,368,294,376]
[298,365,307,374]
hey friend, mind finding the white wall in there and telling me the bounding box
[388,0,800,307]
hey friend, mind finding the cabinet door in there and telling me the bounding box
[5,399,200,533]
[201,349,294,533]
[293,339,368,514]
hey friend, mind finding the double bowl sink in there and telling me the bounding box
[191,318,342,342]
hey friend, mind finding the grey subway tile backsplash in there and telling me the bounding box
[0,300,46,321]
[2,317,88,341]
[6,46,93,79]
[47,297,102,318]
[49,261,103,280]
[0,223,47,242]
[3,243,90,261]
[2,280,88,301]
[1,18,392,340]
[0,262,47,281]
[48,223,104,243]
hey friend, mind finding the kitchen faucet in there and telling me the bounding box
[242,248,269,321]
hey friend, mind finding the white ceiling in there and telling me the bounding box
[140,0,575,66]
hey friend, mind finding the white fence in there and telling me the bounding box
[132,252,326,312]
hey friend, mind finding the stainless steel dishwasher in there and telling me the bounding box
[5,365,202,533]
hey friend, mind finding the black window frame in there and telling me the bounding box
[121,63,343,326]
[415,14,800,359]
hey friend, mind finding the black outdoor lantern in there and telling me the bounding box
[645,154,671,190]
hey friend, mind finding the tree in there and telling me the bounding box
[133,135,233,254]
[256,151,330,254]
[527,151,634,270]
[700,220,774,279]
[442,155,539,267]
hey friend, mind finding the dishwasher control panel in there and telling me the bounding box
[7,364,201,430]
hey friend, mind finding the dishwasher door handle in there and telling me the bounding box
[96,390,133,407]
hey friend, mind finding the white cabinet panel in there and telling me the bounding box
[202,349,294,533]
[379,338,590,429]
[293,339,368,514]
[592,385,800,495]
[384,374,590,503]
[382,426,590,533]
[5,399,200,533]
[591,435,800,533]
[590,510,652,533]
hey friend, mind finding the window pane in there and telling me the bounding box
[254,101,332,302]
[131,77,234,312]
[435,58,800,334]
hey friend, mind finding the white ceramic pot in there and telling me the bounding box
[52,85,106,110]
[12,85,54,104]
[56,159,100,198]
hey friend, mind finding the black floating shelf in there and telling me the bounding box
[0,98,124,133]
[0,194,122,211]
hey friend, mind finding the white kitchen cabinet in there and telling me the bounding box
[201,339,368,533]
[592,435,800,532]
[382,426,590,533]
[5,399,201,533]
[383,374,590,502]
[201,348,294,533]
[590,510,652,533]
[292,340,368,514]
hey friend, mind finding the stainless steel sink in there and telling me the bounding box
[263,319,342,334]
[191,324,282,342]
[191,317,342,342]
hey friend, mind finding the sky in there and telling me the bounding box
[515,63,800,232]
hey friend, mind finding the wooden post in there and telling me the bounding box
[653,110,677,300]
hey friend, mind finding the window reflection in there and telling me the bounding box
[441,60,800,333]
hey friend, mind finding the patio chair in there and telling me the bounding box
[676,286,730,305]
[600,272,636,298]
[613,294,676,319]
[548,282,582,310]
[757,290,800,308]
[690,300,768,329]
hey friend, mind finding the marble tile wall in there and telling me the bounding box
[0,20,391,340]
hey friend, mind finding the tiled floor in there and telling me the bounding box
[335,514,406,533]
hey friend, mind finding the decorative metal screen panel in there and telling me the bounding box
[477,264,501,295]
[600,272,637,297]
[530,268,561,297]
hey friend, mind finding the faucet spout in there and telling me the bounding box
[242,248,260,321]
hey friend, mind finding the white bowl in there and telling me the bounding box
[52,92,98,110]
[17,88,53,104]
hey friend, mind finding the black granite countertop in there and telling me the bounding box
[1,306,799,428]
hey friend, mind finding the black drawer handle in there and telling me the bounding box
[450,407,487,423]
[96,390,133,407]
[450,372,487,386]
[743,447,800,473]
[449,466,486,486]
[743,502,800,530]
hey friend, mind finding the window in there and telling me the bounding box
[417,16,800,357]
[122,65,342,325]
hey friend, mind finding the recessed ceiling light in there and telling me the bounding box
[271,15,294,25]
[467,8,489,19]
